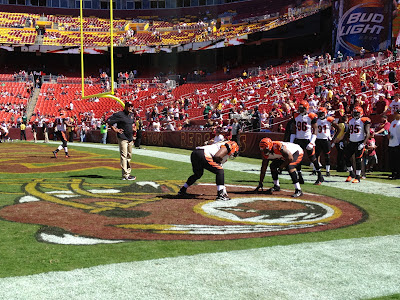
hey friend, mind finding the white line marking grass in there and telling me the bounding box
[0,235,399,300]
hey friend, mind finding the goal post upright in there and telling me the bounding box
[79,0,123,106]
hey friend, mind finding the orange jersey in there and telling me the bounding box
[261,141,303,160]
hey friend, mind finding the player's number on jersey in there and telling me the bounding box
[296,121,308,132]
[349,124,360,134]
[318,125,327,133]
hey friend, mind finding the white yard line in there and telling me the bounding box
[0,235,399,300]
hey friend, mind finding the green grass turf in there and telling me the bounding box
[0,142,399,278]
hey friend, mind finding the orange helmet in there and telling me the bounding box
[225,141,239,158]
[353,106,363,119]
[318,107,328,119]
[298,101,309,114]
[259,137,273,151]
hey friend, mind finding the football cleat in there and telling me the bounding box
[352,176,360,183]
[52,151,58,158]
[266,185,281,194]
[65,154,70,158]
[216,189,230,201]
[292,189,303,198]
[177,188,187,196]
[122,175,136,181]
[326,171,331,177]
[345,176,353,182]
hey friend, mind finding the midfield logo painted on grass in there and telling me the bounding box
[0,180,367,244]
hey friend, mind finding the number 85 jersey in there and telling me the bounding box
[349,117,371,142]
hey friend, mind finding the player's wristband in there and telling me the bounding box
[310,134,317,145]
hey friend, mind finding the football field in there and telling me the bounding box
[0,142,399,300]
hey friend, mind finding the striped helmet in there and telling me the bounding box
[226,141,239,158]
[259,137,273,151]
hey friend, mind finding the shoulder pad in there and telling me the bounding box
[327,116,335,123]
[361,117,371,124]
[294,113,300,118]
[308,113,317,119]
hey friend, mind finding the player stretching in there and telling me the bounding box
[343,106,371,183]
[315,107,339,176]
[254,137,304,197]
[290,101,324,185]
[178,140,239,201]
[52,114,73,158]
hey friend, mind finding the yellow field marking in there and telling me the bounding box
[193,198,343,226]
[25,179,95,210]
[114,224,188,234]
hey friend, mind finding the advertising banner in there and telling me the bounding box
[333,0,392,57]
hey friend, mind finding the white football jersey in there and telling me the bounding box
[316,117,335,140]
[349,117,371,142]
[197,141,229,165]
[294,113,317,140]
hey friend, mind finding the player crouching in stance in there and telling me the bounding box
[343,106,371,183]
[254,138,304,198]
[178,140,239,201]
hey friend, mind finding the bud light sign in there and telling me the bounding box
[333,0,392,57]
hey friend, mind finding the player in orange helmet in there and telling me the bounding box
[343,106,371,183]
[255,137,304,197]
[315,107,339,176]
[178,140,239,201]
[290,100,324,185]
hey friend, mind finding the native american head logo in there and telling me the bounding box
[0,179,367,245]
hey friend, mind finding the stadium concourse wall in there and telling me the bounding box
[8,128,390,171]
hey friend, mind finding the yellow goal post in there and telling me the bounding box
[79,0,124,107]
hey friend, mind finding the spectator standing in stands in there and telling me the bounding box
[106,101,137,180]
[388,109,400,179]
[251,105,261,132]
[374,95,390,115]
[360,47,366,59]
[20,122,27,141]
[374,115,390,135]
[388,67,397,89]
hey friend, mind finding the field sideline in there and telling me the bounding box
[0,141,399,300]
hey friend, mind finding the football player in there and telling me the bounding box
[254,137,304,198]
[315,107,339,176]
[290,100,324,185]
[52,114,73,158]
[178,140,239,201]
[343,106,371,183]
